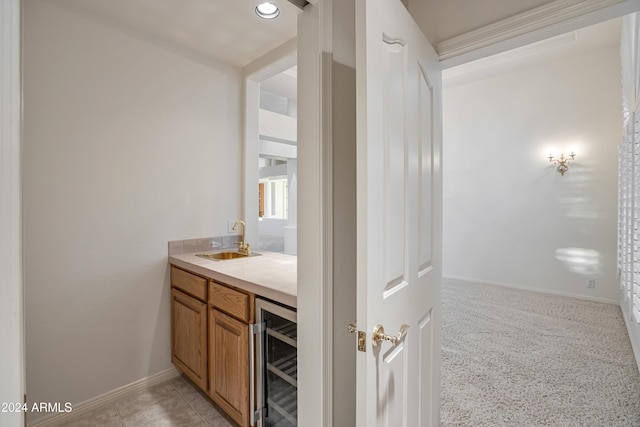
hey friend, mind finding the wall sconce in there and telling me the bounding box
[548,152,576,176]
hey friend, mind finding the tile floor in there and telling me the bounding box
[62,376,235,427]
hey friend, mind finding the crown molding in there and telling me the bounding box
[442,31,578,87]
[437,0,628,62]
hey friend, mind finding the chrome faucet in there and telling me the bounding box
[232,220,251,255]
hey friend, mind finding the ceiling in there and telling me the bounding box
[53,0,300,68]
[49,0,621,85]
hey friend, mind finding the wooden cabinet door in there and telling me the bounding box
[171,288,207,391]
[209,308,249,427]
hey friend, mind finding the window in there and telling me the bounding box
[618,12,640,324]
[618,113,640,324]
[259,177,288,220]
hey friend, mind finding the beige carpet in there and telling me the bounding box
[440,279,640,426]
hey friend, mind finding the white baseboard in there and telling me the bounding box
[28,367,180,427]
[444,275,619,305]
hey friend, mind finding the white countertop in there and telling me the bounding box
[169,250,297,308]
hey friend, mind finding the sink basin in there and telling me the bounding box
[196,251,261,261]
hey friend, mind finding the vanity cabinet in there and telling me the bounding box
[170,265,255,427]
[170,266,208,391]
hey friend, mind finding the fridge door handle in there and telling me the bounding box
[249,322,264,426]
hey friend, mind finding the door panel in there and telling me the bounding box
[418,310,434,427]
[382,38,407,292]
[356,0,442,425]
[381,342,408,426]
[209,308,249,427]
[418,64,434,273]
[171,288,207,391]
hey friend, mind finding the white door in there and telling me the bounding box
[356,0,442,426]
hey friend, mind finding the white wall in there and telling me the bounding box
[259,218,286,236]
[259,108,297,143]
[23,1,241,421]
[0,1,25,426]
[443,43,622,303]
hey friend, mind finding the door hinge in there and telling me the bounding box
[251,322,265,335]
[348,323,366,352]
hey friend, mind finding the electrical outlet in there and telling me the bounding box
[228,220,236,233]
[586,279,596,288]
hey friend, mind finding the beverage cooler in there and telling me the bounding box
[251,298,297,427]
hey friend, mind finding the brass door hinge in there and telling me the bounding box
[347,323,366,352]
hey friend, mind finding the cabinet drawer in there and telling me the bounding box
[171,266,207,301]
[210,281,253,323]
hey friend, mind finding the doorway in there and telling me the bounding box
[439,15,638,424]
[441,18,622,303]
[249,65,298,255]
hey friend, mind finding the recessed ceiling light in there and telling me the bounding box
[255,2,280,19]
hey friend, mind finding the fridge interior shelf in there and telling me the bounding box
[267,380,298,426]
[267,352,297,387]
[267,325,297,349]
